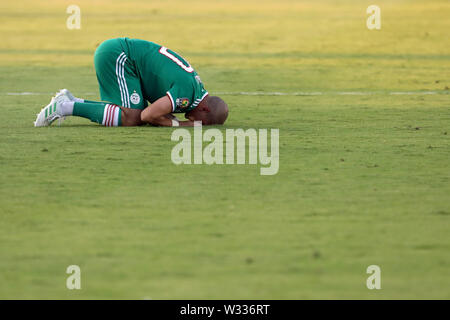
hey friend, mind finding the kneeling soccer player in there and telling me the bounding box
[34,38,228,127]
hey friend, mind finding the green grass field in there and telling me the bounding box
[0,0,449,299]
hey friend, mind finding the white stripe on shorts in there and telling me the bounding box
[115,53,126,107]
[115,52,130,108]
[120,55,130,107]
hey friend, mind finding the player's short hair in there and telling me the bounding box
[206,96,228,125]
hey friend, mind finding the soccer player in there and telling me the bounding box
[34,38,228,127]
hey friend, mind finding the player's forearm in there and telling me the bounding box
[148,116,196,127]
[141,95,178,126]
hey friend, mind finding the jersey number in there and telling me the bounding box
[159,47,194,73]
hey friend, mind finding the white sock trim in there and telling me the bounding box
[102,104,120,126]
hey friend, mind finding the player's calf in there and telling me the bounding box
[120,107,143,126]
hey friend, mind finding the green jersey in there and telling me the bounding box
[94,38,208,112]
[122,38,207,112]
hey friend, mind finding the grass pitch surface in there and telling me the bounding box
[0,0,449,299]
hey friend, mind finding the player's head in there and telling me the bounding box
[185,95,228,125]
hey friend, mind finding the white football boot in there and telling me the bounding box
[34,90,71,127]
[56,88,78,102]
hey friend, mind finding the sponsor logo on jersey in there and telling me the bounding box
[130,92,141,105]
[176,98,190,109]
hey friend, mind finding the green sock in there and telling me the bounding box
[73,102,122,126]
[83,99,105,104]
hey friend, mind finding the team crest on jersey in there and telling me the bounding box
[176,98,190,109]
[130,92,140,105]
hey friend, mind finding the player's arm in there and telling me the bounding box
[140,95,195,127]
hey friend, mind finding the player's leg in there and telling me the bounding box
[70,38,148,126]
[35,39,147,127]
[70,101,142,126]
[34,89,141,127]
[94,39,147,110]
[68,38,146,126]
[63,87,143,126]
